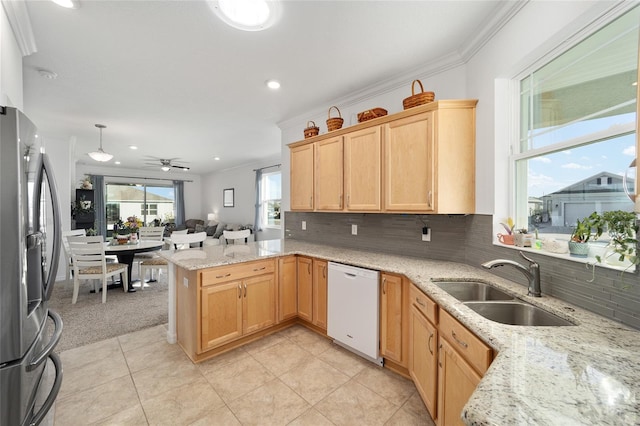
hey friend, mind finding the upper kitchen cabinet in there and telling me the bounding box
[384,102,476,213]
[288,100,477,214]
[290,144,314,211]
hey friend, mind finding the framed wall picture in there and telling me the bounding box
[223,188,234,207]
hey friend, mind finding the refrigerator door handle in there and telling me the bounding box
[34,153,62,301]
[27,352,63,426]
[27,309,62,372]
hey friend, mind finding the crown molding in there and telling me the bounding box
[278,2,524,131]
[1,0,37,56]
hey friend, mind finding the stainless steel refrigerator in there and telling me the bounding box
[0,106,63,425]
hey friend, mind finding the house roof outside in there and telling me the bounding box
[107,185,173,203]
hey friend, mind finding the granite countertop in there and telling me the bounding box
[160,239,640,425]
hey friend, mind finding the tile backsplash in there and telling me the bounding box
[284,211,640,330]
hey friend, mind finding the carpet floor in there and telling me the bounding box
[49,272,168,353]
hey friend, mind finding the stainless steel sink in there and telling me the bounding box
[434,281,515,301]
[464,301,575,326]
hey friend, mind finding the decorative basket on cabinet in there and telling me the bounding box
[402,80,435,110]
[357,107,388,123]
[303,121,319,139]
[326,106,344,131]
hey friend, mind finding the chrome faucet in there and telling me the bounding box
[482,251,541,297]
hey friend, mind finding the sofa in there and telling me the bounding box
[195,221,254,246]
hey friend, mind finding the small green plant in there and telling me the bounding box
[600,210,638,267]
[570,212,603,243]
[499,217,515,235]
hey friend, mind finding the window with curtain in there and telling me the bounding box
[513,6,638,235]
[105,183,175,230]
[261,171,281,229]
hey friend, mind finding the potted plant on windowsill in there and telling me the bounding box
[599,210,639,270]
[569,212,604,257]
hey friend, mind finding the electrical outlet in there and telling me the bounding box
[183,277,189,287]
[422,227,431,242]
[352,224,358,235]
[302,221,306,230]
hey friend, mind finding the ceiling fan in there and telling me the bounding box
[145,158,190,172]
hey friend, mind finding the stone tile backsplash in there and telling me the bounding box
[284,212,640,330]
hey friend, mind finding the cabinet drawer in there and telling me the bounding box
[410,283,437,325]
[439,308,492,375]
[201,259,275,286]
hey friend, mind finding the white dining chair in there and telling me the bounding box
[62,229,86,282]
[170,231,207,249]
[223,229,251,244]
[135,226,165,285]
[68,235,128,304]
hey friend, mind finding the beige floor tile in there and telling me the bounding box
[287,408,335,426]
[197,346,249,377]
[252,340,313,377]
[280,358,349,405]
[189,405,241,426]
[132,357,203,401]
[91,403,148,425]
[315,380,398,426]
[124,339,191,373]
[317,345,370,378]
[287,329,333,356]
[277,324,310,339]
[384,405,435,426]
[141,377,224,425]
[227,379,310,426]
[118,325,167,353]
[202,354,275,403]
[59,337,122,370]
[59,348,130,399]
[242,332,289,356]
[354,365,417,406]
[401,392,434,423]
[55,375,139,425]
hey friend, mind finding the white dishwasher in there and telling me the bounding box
[327,262,382,366]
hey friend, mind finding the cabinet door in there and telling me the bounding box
[315,137,344,210]
[409,305,438,420]
[297,256,313,322]
[201,281,243,350]
[344,126,382,211]
[437,338,481,426]
[312,259,328,330]
[243,274,276,334]
[380,273,404,364]
[290,144,314,210]
[278,256,298,322]
[384,112,434,212]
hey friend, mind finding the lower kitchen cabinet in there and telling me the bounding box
[312,259,328,330]
[201,281,243,350]
[437,338,482,426]
[380,272,408,367]
[409,303,438,419]
[243,274,276,334]
[278,256,298,321]
[297,256,313,322]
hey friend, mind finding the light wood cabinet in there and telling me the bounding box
[201,281,243,350]
[297,256,313,322]
[437,338,482,426]
[315,137,343,210]
[312,259,328,330]
[410,303,438,420]
[278,256,297,322]
[243,274,276,334]
[380,273,407,366]
[288,100,476,214]
[290,144,314,210]
[384,112,434,212]
[344,126,382,211]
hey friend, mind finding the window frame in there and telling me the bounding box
[261,171,281,230]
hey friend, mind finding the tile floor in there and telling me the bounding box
[54,324,436,425]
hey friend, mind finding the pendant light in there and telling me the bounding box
[88,124,113,162]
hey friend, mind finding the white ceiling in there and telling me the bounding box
[21,0,510,175]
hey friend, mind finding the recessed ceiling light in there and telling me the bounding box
[115,161,121,165]
[266,80,280,89]
[51,0,79,9]
[209,0,281,31]
[214,157,220,161]
[129,145,138,150]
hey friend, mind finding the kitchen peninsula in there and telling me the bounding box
[159,240,640,425]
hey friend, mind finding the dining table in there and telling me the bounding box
[104,240,164,292]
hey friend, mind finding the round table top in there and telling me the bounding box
[104,240,164,255]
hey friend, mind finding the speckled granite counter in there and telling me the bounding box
[160,239,640,425]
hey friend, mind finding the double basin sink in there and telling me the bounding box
[434,281,574,326]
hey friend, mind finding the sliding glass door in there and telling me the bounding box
[105,183,175,231]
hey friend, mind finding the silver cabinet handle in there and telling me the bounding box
[244,283,247,298]
[238,284,241,299]
[427,190,433,208]
[451,330,468,349]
